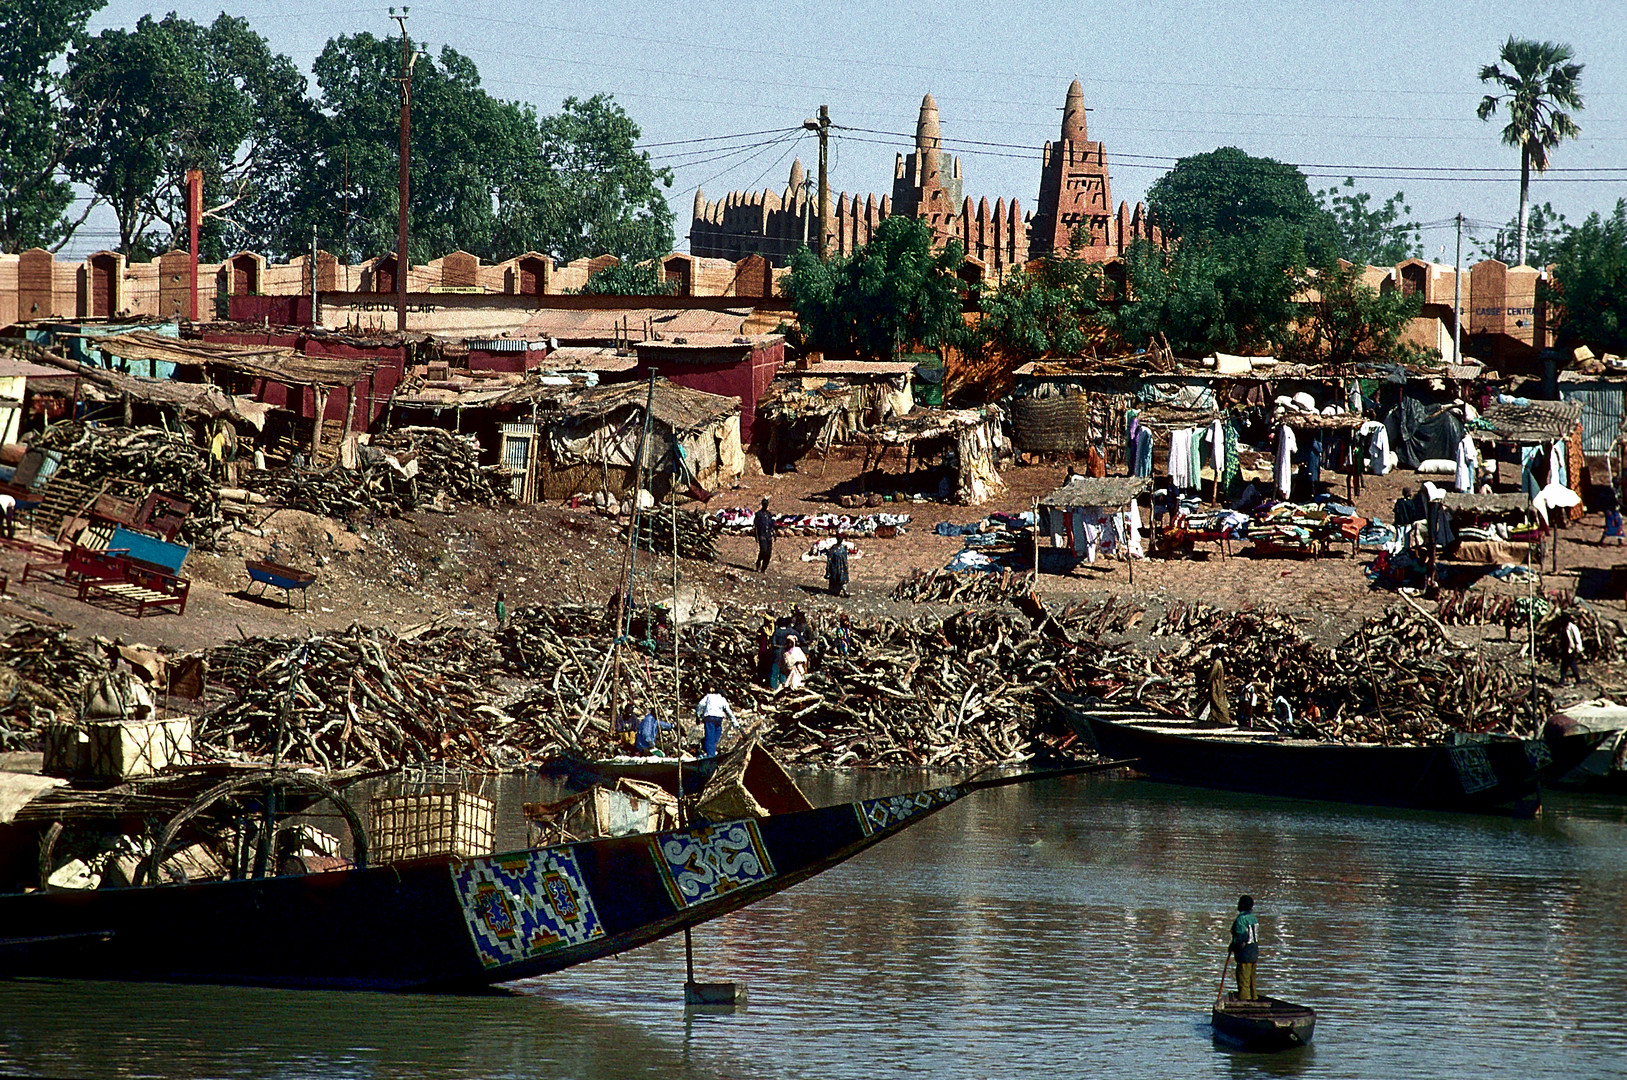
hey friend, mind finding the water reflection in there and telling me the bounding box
[2,771,1624,1080]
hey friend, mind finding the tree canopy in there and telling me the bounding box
[1146,146,1334,256]
[7,12,675,263]
[784,217,965,361]
[1290,260,1426,367]
[0,0,103,253]
[1317,178,1422,267]
[1545,199,1627,355]
[973,251,1116,361]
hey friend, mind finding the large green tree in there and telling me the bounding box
[527,95,675,264]
[1477,36,1584,267]
[0,0,103,253]
[784,217,965,361]
[1130,147,1339,354]
[973,237,1116,360]
[1146,146,1335,260]
[1317,178,1422,267]
[287,39,671,267]
[279,33,546,263]
[65,13,309,258]
[1545,199,1627,355]
[1116,227,1308,356]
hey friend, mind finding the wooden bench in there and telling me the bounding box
[23,545,131,587]
[78,560,190,618]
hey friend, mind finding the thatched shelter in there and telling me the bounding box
[536,379,743,499]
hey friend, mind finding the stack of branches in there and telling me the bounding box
[1532,602,1621,665]
[171,592,1619,774]
[370,427,510,506]
[1136,600,1564,743]
[193,624,519,771]
[0,624,112,749]
[243,427,510,521]
[891,567,1036,605]
[496,603,1121,771]
[35,422,224,549]
[624,505,719,562]
[1437,591,1518,628]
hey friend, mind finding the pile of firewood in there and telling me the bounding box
[36,423,226,549]
[624,505,720,562]
[243,427,510,521]
[194,625,512,770]
[0,625,112,748]
[891,567,1035,605]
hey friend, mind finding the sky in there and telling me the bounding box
[65,0,1627,263]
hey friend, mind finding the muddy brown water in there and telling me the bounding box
[2,771,1625,1079]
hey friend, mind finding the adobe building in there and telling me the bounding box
[688,83,1161,277]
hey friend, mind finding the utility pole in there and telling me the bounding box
[803,105,830,259]
[311,225,319,327]
[1453,212,1464,365]
[390,7,415,333]
[186,168,202,322]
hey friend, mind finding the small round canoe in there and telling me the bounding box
[1212,993,1316,1051]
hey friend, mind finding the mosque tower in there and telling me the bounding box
[891,93,964,246]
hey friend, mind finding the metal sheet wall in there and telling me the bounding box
[1559,385,1623,455]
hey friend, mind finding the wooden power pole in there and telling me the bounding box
[391,8,416,333]
[803,105,830,258]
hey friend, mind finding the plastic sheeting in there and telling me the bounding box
[1384,399,1464,470]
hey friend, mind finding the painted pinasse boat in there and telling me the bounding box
[0,766,1110,992]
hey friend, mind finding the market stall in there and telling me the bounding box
[1036,475,1151,580]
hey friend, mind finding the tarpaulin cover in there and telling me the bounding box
[1384,398,1464,470]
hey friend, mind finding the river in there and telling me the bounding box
[2,771,1625,1079]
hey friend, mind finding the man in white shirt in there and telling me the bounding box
[694,686,737,757]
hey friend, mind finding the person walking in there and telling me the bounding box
[753,497,776,573]
[695,686,737,757]
[1559,613,1585,684]
[494,590,508,629]
[1601,483,1624,546]
[1229,895,1260,1002]
[825,533,850,597]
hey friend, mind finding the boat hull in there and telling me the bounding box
[1212,993,1315,1051]
[1059,700,1567,816]
[549,754,718,797]
[0,783,969,992]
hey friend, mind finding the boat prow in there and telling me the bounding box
[1212,993,1316,1051]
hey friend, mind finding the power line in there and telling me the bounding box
[410,5,1627,101]
[837,124,1626,174]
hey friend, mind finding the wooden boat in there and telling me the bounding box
[0,764,1114,991]
[548,752,718,797]
[1212,993,1316,1051]
[1049,693,1603,817]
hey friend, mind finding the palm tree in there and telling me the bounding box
[1477,37,1584,267]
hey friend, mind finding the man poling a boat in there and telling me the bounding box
[1229,895,1260,1001]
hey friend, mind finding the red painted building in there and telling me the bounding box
[633,335,784,444]
[198,329,406,435]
